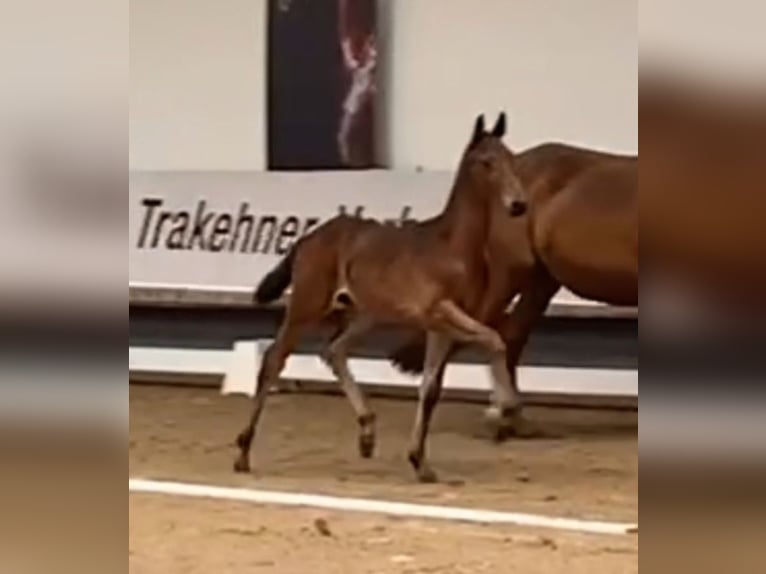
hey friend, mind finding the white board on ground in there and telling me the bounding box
[219,340,638,398]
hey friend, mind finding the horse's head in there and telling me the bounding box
[462,112,527,217]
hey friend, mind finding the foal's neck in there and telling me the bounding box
[437,170,492,261]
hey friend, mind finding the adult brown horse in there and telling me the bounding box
[641,74,766,315]
[388,139,638,435]
[234,113,528,482]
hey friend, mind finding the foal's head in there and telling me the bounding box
[460,112,527,217]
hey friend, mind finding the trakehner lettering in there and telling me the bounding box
[136,198,413,255]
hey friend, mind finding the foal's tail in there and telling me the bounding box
[388,334,428,375]
[254,248,296,304]
[389,333,467,375]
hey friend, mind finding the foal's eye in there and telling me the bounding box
[481,158,494,170]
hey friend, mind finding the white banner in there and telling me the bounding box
[130,170,451,288]
[129,170,605,308]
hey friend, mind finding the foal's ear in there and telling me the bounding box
[491,112,506,138]
[471,114,486,145]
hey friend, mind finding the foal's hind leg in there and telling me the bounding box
[320,316,378,458]
[234,319,304,473]
[407,331,452,483]
[431,300,520,441]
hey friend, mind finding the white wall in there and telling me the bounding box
[381,0,637,169]
[129,0,636,171]
[130,0,267,170]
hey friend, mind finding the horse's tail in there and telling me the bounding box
[254,248,297,304]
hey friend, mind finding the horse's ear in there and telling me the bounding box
[491,112,506,138]
[471,114,486,145]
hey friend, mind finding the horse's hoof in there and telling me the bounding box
[233,457,251,473]
[484,407,544,440]
[358,434,376,459]
[417,467,439,484]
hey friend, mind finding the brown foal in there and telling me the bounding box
[234,113,526,482]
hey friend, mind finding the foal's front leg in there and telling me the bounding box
[407,331,452,483]
[470,271,526,441]
[430,300,522,439]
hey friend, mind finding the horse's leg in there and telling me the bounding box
[233,317,305,473]
[407,332,452,483]
[320,315,378,458]
[492,270,559,438]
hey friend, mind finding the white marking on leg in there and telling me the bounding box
[489,354,522,411]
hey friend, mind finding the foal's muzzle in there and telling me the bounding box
[509,200,528,217]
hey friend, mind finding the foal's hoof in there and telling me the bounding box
[233,457,251,473]
[493,424,514,443]
[235,432,250,450]
[408,452,439,483]
[491,419,548,441]
[358,433,376,459]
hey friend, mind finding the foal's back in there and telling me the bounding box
[340,221,475,318]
